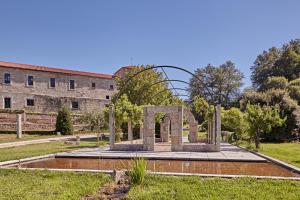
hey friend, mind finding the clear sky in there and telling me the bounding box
[1,0,300,93]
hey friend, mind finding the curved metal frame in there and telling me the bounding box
[114,65,212,105]
[150,87,189,101]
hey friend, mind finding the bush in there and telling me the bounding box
[221,107,248,142]
[129,157,147,185]
[115,132,121,142]
[55,106,73,135]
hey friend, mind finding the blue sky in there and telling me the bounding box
[1,0,300,93]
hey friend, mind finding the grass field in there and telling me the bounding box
[0,169,111,200]
[0,134,59,144]
[0,138,107,162]
[127,176,300,200]
[258,143,300,168]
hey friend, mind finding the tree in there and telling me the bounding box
[105,94,143,131]
[221,107,248,142]
[245,104,285,149]
[192,96,211,124]
[251,39,300,90]
[189,61,244,108]
[80,111,106,131]
[240,88,300,142]
[114,65,174,106]
[55,106,73,135]
[260,76,288,91]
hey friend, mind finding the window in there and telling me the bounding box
[27,75,34,86]
[69,80,75,90]
[26,99,34,106]
[49,78,56,88]
[4,73,11,84]
[109,85,114,90]
[106,95,110,100]
[92,82,96,88]
[71,101,79,109]
[4,97,11,109]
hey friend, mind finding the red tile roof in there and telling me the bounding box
[0,61,113,79]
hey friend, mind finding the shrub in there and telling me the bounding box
[80,111,106,131]
[115,132,121,142]
[55,106,73,135]
[221,107,248,142]
[261,76,288,91]
[129,157,147,185]
[245,104,286,148]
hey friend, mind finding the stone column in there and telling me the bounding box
[171,106,183,151]
[109,106,115,150]
[16,114,22,139]
[160,117,170,142]
[143,107,155,151]
[128,120,133,143]
[139,123,143,139]
[212,112,216,144]
[189,122,198,143]
[215,104,221,151]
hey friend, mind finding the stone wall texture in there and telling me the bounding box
[0,112,88,131]
[0,66,116,113]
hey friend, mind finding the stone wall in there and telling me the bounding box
[0,66,116,113]
[0,112,88,131]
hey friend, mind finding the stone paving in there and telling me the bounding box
[56,142,266,162]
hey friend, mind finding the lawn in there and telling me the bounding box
[0,138,107,162]
[127,176,300,200]
[0,169,111,200]
[258,143,300,168]
[0,134,59,144]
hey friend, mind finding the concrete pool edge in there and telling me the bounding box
[2,166,300,181]
[54,154,267,162]
[0,154,55,167]
[237,145,300,174]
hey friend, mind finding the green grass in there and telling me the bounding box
[182,131,207,139]
[0,139,107,162]
[0,134,58,144]
[0,169,111,200]
[258,143,300,168]
[127,176,300,200]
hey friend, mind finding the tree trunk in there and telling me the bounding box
[254,134,260,149]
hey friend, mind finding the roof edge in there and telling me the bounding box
[0,61,113,79]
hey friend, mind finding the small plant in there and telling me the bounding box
[55,106,73,135]
[129,157,147,185]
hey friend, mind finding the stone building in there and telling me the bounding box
[0,61,117,113]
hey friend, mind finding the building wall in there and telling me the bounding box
[0,66,116,113]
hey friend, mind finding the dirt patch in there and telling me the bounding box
[82,171,130,200]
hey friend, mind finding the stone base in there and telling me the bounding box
[182,144,219,152]
[111,144,144,151]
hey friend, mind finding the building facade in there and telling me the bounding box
[0,61,116,113]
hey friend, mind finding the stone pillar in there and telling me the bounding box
[215,104,221,151]
[128,120,133,143]
[16,114,22,139]
[171,106,183,151]
[212,112,216,144]
[143,107,155,151]
[109,106,115,149]
[188,122,198,143]
[139,123,143,139]
[160,117,170,142]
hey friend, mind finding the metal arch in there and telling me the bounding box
[161,67,179,96]
[136,79,190,104]
[151,87,189,100]
[114,65,213,104]
[158,94,190,105]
